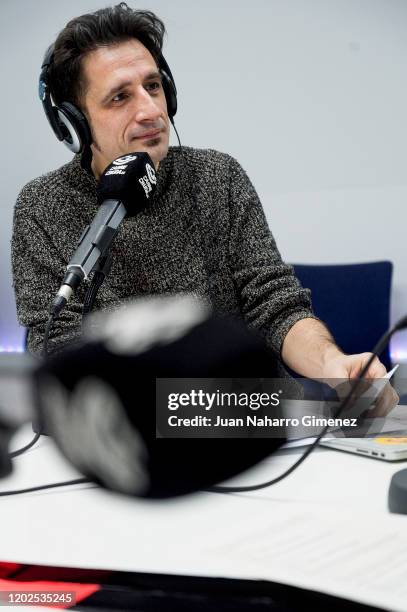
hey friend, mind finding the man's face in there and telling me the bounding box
[81,39,170,177]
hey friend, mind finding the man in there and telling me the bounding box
[11,4,395,412]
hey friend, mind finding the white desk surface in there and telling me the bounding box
[1,421,407,611]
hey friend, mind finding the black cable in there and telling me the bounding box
[18,312,54,459]
[82,253,114,330]
[205,306,407,493]
[10,316,55,460]
[171,117,182,146]
[83,273,104,317]
[0,477,92,497]
[9,433,41,458]
[82,272,104,333]
[43,313,55,357]
[6,428,86,494]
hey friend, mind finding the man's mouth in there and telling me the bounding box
[133,129,161,141]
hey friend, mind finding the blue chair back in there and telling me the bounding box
[293,261,393,371]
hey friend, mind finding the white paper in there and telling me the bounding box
[2,427,407,612]
[205,503,407,612]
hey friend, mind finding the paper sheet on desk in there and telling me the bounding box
[204,503,407,612]
[1,453,406,612]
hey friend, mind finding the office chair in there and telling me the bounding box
[293,261,393,371]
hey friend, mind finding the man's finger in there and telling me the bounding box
[364,357,387,379]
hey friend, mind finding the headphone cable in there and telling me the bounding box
[169,127,403,493]
[0,477,92,497]
[9,432,41,458]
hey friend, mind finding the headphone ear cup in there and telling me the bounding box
[160,70,177,119]
[57,102,92,153]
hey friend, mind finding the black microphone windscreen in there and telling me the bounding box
[97,152,157,215]
[34,297,287,499]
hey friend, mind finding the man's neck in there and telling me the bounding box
[90,151,105,180]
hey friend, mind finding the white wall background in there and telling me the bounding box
[1,0,407,357]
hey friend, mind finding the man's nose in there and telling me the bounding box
[133,87,162,123]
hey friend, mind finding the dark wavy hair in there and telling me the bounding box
[48,3,165,107]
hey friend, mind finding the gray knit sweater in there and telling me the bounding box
[12,146,314,358]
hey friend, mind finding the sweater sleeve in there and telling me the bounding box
[11,185,84,355]
[227,156,317,357]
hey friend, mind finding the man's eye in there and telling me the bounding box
[112,93,127,103]
[146,82,161,92]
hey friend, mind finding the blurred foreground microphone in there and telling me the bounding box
[51,153,157,317]
[35,296,285,498]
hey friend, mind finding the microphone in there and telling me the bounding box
[50,152,157,317]
[34,296,285,498]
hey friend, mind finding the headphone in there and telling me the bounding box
[38,43,178,154]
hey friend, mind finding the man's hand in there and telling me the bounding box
[321,351,399,417]
[282,319,399,416]
[321,351,386,380]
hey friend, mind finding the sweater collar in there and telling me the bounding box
[70,148,175,201]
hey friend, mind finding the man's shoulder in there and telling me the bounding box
[15,156,88,214]
[168,146,254,202]
[169,146,240,175]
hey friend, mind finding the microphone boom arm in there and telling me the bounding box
[51,200,126,316]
